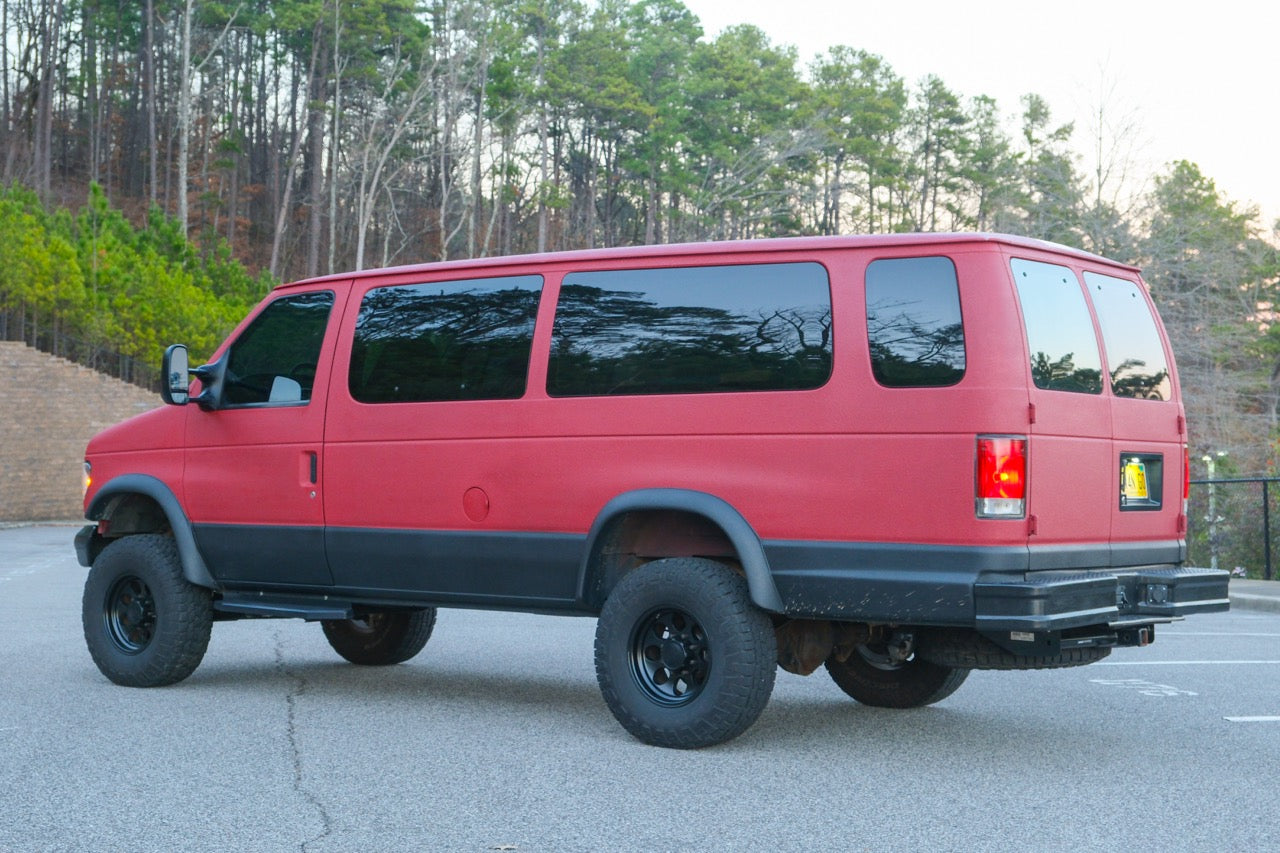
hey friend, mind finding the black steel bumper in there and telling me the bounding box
[74,524,95,567]
[973,566,1230,633]
[768,540,1229,632]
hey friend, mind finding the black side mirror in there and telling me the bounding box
[190,357,226,411]
[161,344,190,405]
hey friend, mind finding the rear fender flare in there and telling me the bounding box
[580,488,784,613]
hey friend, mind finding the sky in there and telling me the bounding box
[681,0,1280,230]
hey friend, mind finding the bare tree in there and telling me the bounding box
[176,1,241,231]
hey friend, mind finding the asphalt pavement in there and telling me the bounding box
[2,524,1279,852]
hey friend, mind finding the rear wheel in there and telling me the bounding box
[825,642,969,708]
[82,534,213,687]
[321,609,436,665]
[594,558,777,749]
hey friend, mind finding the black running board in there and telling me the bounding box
[214,591,353,621]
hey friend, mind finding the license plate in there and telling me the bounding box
[1123,460,1149,500]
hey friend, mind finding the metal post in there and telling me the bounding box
[1264,479,1273,581]
[1203,455,1220,572]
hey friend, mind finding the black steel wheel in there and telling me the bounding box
[825,642,970,708]
[103,574,157,654]
[82,535,213,687]
[595,558,777,749]
[628,606,711,706]
[321,609,436,665]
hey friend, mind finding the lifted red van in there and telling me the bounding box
[77,234,1228,748]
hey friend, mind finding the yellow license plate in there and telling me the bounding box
[1123,460,1149,500]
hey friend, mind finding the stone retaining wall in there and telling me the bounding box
[0,342,158,521]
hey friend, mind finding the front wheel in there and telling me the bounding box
[82,534,213,687]
[594,558,777,749]
[825,642,969,708]
[321,609,436,665]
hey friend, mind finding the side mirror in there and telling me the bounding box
[161,344,190,406]
[190,357,226,411]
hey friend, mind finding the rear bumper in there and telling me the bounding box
[767,540,1229,631]
[973,566,1231,632]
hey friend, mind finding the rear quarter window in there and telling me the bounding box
[865,256,965,387]
[547,262,832,396]
[1011,258,1103,394]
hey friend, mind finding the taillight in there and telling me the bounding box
[977,435,1027,518]
[1183,446,1190,502]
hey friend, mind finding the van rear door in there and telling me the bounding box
[1009,257,1114,569]
[1084,270,1186,566]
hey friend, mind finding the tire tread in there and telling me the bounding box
[82,534,212,687]
[594,558,776,749]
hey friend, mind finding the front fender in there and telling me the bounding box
[84,474,217,589]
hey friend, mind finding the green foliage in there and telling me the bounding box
[1140,161,1280,470]
[0,182,270,369]
[9,0,1280,481]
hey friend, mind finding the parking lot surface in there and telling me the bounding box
[2,525,1278,852]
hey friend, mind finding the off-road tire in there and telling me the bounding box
[321,609,437,665]
[82,534,213,687]
[594,557,777,749]
[825,645,970,708]
[916,629,1111,670]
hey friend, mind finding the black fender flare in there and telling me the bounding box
[84,474,218,590]
[579,488,784,613]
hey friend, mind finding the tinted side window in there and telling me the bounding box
[866,256,965,387]
[224,291,334,406]
[547,262,832,397]
[1084,272,1171,401]
[1012,259,1103,394]
[349,276,542,403]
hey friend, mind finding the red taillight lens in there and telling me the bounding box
[977,435,1027,518]
[1183,446,1191,502]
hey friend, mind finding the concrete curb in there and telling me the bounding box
[1228,592,1280,614]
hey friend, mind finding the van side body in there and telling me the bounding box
[77,233,1229,748]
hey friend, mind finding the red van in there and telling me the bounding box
[77,233,1228,748]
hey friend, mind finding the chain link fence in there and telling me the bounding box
[1188,478,1278,580]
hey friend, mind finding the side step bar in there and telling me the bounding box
[215,591,353,621]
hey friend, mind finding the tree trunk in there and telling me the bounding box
[270,28,322,280]
[177,0,193,229]
[144,0,158,207]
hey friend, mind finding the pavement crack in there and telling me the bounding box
[275,628,334,852]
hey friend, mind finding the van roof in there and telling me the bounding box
[278,232,1140,290]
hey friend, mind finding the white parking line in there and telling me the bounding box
[1224,716,1280,722]
[1097,660,1280,666]
[1090,678,1197,696]
[1165,632,1280,638]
